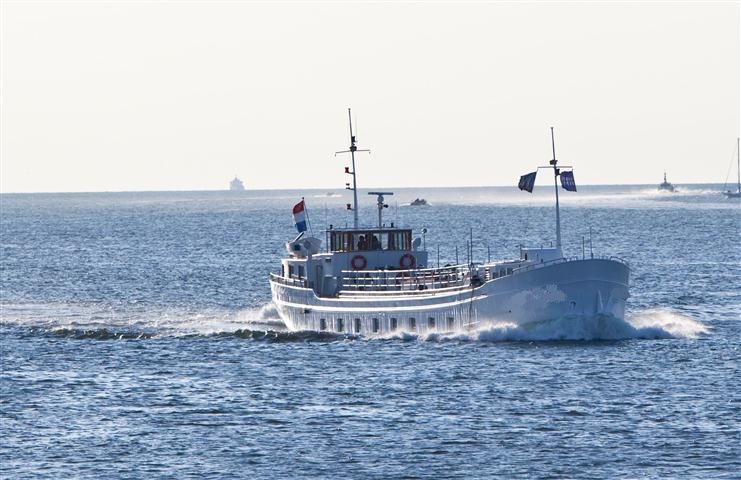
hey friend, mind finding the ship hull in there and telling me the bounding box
[270,258,629,335]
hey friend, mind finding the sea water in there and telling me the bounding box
[1,185,739,478]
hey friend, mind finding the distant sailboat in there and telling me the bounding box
[230,176,245,191]
[658,172,675,192]
[722,138,740,199]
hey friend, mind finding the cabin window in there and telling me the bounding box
[331,232,355,252]
[428,317,435,329]
[389,231,411,251]
[409,318,416,330]
[288,265,295,277]
[298,265,305,279]
[355,234,365,251]
[372,318,379,333]
[319,318,326,331]
[354,318,361,333]
[447,317,454,329]
[390,318,398,331]
[336,318,344,332]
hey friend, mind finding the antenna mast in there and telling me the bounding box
[335,108,370,229]
[550,127,562,248]
[368,192,393,228]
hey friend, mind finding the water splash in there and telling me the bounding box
[468,310,706,342]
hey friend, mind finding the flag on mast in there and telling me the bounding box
[518,171,537,193]
[560,171,577,192]
[292,200,307,232]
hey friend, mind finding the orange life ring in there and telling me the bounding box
[351,255,367,270]
[399,253,416,269]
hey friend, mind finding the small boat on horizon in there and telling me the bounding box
[658,172,676,192]
[268,111,630,336]
[410,198,428,206]
[230,176,245,191]
[722,138,740,199]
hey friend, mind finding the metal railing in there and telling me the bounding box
[339,264,472,293]
[269,272,308,288]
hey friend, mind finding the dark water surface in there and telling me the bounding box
[1,185,739,478]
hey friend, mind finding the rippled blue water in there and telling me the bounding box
[1,185,739,478]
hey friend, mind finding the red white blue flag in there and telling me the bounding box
[560,171,577,191]
[292,200,307,232]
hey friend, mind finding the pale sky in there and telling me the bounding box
[1,1,739,193]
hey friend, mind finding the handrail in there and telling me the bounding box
[269,272,308,288]
[339,264,471,292]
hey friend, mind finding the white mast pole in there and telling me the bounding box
[335,108,369,230]
[549,127,562,249]
[348,109,359,229]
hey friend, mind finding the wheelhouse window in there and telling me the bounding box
[330,229,412,252]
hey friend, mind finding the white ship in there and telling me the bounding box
[658,172,675,192]
[230,176,245,191]
[269,111,630,336]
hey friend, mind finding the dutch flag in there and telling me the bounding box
[292,200,307,233]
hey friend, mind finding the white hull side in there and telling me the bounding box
[270,259,629,335]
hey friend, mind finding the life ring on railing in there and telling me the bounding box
[399,253,416,269]
[351,255,367,270]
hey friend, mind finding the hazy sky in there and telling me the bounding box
[1,1,739,193]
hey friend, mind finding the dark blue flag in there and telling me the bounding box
[518,171,537,193]
[560,171,577,192]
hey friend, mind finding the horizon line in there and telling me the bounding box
[0,182,730,195]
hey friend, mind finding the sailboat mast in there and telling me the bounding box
[550,127,562,248]
[736,137,741,194]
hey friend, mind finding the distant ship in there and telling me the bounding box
[722,138,740,198]
[410,198,428,206]
[658,172,675,192]
[229,176,245,191]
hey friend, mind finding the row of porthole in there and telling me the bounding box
[318,317,456,333]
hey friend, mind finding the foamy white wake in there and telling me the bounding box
[0,301,287,337]
[1,302,708,341]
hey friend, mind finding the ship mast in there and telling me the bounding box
[535,127,571,249]
[550,127,562,248]
[335,108,369,229]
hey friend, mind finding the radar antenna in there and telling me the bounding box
[368,191,393,228]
